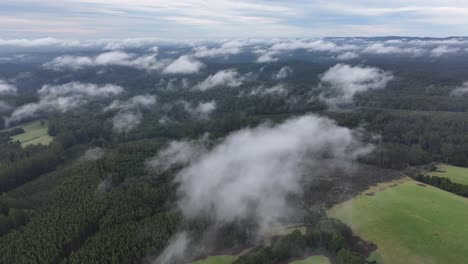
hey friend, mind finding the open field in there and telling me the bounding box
[191,255,238,264]
[289,255,330,264]
[428,164,468,185]
[329,180,468,264]
[8,120,53,147]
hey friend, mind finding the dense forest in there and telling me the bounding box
[1,37,468,263]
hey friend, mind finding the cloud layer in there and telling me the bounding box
[319,63,394,105]
[6,82,123,125]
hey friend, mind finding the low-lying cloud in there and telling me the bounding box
[450,81,468,96]
[319,63,393,106]
[105,94,157,133]
[150,114,372,262]
[44,51,165,71]
[162,55,205,74]
[0,80,17,95]
[6,82,123,126]
[194,69,244,90]
[274,66,292,80]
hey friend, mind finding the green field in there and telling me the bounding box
[428,164,468,185]
[8,120,53,147]
[329,180,468,264]
[191,255,238,264]
[289,255,330,264]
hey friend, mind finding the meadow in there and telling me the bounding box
[428,164,468,185]
[329,179,468,264]
[289,256,330,264]
[8,120,53,147]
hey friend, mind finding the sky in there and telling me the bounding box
[1,0,468,39]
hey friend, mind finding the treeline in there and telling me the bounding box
[234,217,374,264]
[413,175,468,197]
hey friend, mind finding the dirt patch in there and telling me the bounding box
[417,183,427,187]
[365,192,375,196]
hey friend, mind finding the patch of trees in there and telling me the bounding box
[413,175,468,197]
[234,213,375,264]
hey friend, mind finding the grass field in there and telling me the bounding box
[428,164,468,185]
[191,255,238,264]
[329,180,468,264]
[289,255,330,264]
[7,120,53,147]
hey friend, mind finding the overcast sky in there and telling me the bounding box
[2,0,468,39]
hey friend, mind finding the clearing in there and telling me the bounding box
[289,255,331,264]
[329,179,468,264]
[7,120,53,147]
[427,164,468,185]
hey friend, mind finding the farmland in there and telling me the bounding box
[329,180,468,264]
[428,164,468,185]
[8,120,53,147]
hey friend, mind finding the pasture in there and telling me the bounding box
[428,164,468,185]
[329,180,468,264]
[8,120,53,147]
[289,255,330,264]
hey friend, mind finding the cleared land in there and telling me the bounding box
[288,255,331,264]
[191,256,238,264]
[329,180,468,264]
[8,120,53,147]
[428,164,468,185]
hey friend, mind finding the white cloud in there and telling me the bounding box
[255,49,280,63]
[450,82,468,96]
[162,55,205,74]
[44,51,166,71]
[150,114,372,228]
[320,63,393,105]
[274,66,293,80]
[105,94,157,111]
[270,39,356,52]
[336,51,359,61]
[0,80,17,95]
[250,84,287,96]
[194,69,244,90]
[6,82,123,125]
[105,94,157,133]
[111,110,143,134]
[430,45,461,57]
[363,43,425,56]
[193,40,245,58]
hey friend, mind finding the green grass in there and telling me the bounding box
[428,164,468,185]
[288,255,331,264]
[8,120,53,147]
[191,255,238,264]
[329,180,468,264]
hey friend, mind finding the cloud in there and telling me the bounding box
[105,94,157,133]
[450,81,468,96]
[250,84,287,96]
[111,110,143,134]
[336,51,359,61]
[430,45,461,57]
[194,69,244,90]
[162,55,205,74]
[0,80,17,95]
[255,49,280,63]
[6,82,123,125]
[80,147,105,161]
[193,40,245,58]
[150,114,372,228]
[319,63,393,105]
[363,43,424,56]
[105,94,157,111]
[44,51,166,71]
[270,39,356,52]
[274,66,293,80]
[152,232,191,264]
